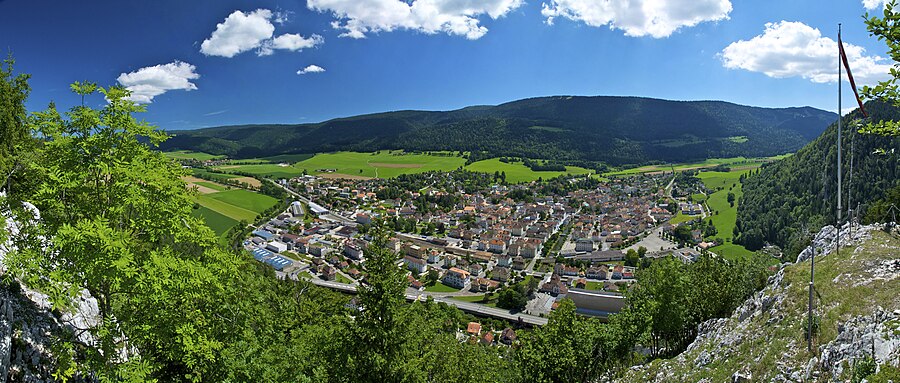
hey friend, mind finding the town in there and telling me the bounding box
[237,168,714,335]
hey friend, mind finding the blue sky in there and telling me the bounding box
[0,0,893,130]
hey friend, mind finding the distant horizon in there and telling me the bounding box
[0,0,881,131]
[168,93,839,131]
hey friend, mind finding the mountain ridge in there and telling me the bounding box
[159,95,837,166]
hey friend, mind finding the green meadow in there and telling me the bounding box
[211,151,466,179]
[603,155,787,177]
[696,169,755,259]
[164,150,225,161]
[191,189,278,239]
[464,158,592,183]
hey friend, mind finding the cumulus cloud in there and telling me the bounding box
[201,9,323,57]
[259,33,325,56]
[116,61,199,104]
[307,0,525,40]
[540,0,732,38]
[720,21,893,85]
[862,0,888,10]
[297,65,326,74]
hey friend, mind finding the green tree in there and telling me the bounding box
[0,55,32,193]
[862,1,900,139]
[624,249,640,267]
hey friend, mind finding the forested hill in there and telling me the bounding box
[735,101,900,256]
[160,96,836,165]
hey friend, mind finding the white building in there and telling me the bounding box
[266,241,288,253]
[443,267,471,289]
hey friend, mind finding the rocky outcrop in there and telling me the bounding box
[618,223,900,382]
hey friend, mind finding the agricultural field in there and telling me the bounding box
[211,151,466,179]
[190,188,278,240]
[603,155,787,177]
[465,158,592,183]
[164,150,225,161]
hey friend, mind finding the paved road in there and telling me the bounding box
[302,276,548,326]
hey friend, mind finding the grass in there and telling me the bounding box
[191,206,238,237]
[205,189,278,213]
[603,155,785,177]
[698,170,750,245]
[164,150,225,161]
[709,242,756,261]
[620,230,900,382]
[669,212,700,225]
[193,181,227,191]
[726,136,749,143]
[194,195,260,222]
[452,295,490,303]
[214,150,466,179]
[424,282,461,292]
[335,273,354,284]
[192,168,241,179]
[465,158,592,183]
[584,281,604,290]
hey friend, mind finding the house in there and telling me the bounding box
[403,255,427,274]
[335,225,358,238]
[471,277,499,292]
[520,242,539,258]
[574,278,587,289]
[492,266,511,282]
[554,263,580,277]
[308,243,330,257]
[343,240,364,260]
[322,266,336,281]
[540,274,569,296]
[497,254,512,267]
[488,238,506,253]
[612,265,624,279]
[427,251,442,264]
[443,267,471,289]
[407,275,424,290]
[468,263,484,277]
[443,255,458,268]
[586,266,608,280]
[511,256,526,271]
[355,212,372,225]
[480,332,495,345]
[500,328,517,345]
[467,322,482,336]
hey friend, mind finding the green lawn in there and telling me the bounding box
[193,181,227,191]
[584,281,604,290]
[669,212,700,225]
[205,189,278,213]
[451,294,487,302]
[191,206,238,237]
[709,243,757,261]
[465,158,591,183]
[335,273,354,284]
[164,150,225,161]
[424,282,461,292]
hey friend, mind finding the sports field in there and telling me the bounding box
[465,158,592,183]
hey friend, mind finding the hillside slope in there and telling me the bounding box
[735,102,900,255]
[160,96,836,165]
[618,224,900,382]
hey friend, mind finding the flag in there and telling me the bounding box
[838,32,868,118]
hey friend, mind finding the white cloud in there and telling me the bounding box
[297,65,326,74]
[116,61,199,104]
[720,21,893,85]
[862,0,888,10]
[259,33,324,56]
[201,9,323,57]
[307,0,525,40]
[540,0,732,38]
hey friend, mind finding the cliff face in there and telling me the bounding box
[618,223,900,382]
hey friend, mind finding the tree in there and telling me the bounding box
[637,246,647,258]
[0,55,32,194]
[624,249,640,267]
[8,83,246,380]
[862,1,900,139]
[497,286,527,311]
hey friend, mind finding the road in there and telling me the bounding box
[301,275,548,326]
